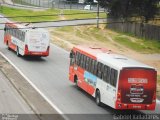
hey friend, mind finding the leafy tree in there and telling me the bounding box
[97,0,159,22]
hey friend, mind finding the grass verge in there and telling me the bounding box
[0,6,106,22]
[114,35,160,53]
[54,26,160,53]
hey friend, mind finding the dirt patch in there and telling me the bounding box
[49,26,160,98]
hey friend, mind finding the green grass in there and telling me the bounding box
[0,6,106,22]
[114,35,160,53]
[63,10,106,19]
[56,26,160,53]
[1,6,60,22]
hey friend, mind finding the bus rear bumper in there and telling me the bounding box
[25,51,49,57]
[115,102,156,110]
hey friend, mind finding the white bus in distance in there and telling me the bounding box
[4,22,50,57]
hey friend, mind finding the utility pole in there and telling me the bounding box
[96,0,99,28]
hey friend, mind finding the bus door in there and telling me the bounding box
[118,68,156,109]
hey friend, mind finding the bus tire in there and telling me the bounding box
[95,90,102,106]
[74,75,79,88]
[6,41,10,50]
[16,47,20,57]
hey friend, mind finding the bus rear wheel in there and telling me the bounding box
[6,41,10,50]
[95,90,102,106]
[74,75,79,88]
[16,47,20,57]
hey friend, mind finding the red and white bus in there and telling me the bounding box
[69,46,157,110]
[4,22,50,57]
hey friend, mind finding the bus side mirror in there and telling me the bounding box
[4,28,6,31]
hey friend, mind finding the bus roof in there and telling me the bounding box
[74,45,112,58]
[97,53,154,70]
[6,22,46,32]
[6,22,27,29]
[74,46,155,70]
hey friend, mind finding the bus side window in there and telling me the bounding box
[93,61,98,75]
[86,57,89,71]
[8,27,11,34]
[4,27,6,31]
[75,52,79,65]
[103,65,108,83]
[70,50,75,65]
[15,29,17,38]
[80,54,84,68]
[113,70,118,87]
[88,58,92,72]
[13,29,15,37]
[22,32,25,42]
[69,50,74,58]
[78,53,81,66]
[106,66,111,83]
[97,62,103,79]
[90,59,95,74]
[4,26,8,34]
[9,28,11,35]
[18,30,21,40]
[110,69,118,87]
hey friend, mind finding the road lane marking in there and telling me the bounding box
[0,52,69,120]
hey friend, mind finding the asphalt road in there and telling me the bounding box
[0,16,159,120]
[0,71,33,114]
[33,18,106,28]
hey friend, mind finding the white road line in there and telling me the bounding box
[0,52,69,120]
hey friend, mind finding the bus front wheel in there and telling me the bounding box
[95,90,102,106]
